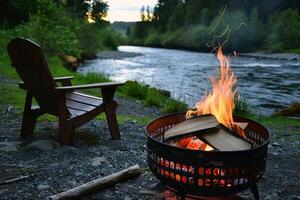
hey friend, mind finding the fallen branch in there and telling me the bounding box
[49,164,141,200]
[0,174,34,185]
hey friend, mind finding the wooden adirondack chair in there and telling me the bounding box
[7,38,124,145]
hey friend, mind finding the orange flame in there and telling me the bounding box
[186,48,237,129]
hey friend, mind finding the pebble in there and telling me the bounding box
[0,141,20,152]
[272,142,280,147]
[265,193,279,200]
[37,184,50,191]
[91,156,107,166]
[289,195,300,200]
[25,139,58,151]
[124,195,132,200]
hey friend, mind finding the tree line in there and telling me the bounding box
[128,0,300,52]
[0,0,124,59]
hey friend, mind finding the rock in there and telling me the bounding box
[25,140,58,151]
[37,184,50,191]
[272,142,279,147]
[59,54,79,71]
[91,156,107,166]
[289,195,300,200]
[273,103,300,117]
[0,141,20,152]
[124,195,132,200]
[265,193,279,200]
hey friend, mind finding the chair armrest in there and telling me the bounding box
[53,76,74,86]
[18,82,25,89]
[53,76,74,81]
[55,82,124,92]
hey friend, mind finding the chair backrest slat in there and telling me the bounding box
[7,38,60,115]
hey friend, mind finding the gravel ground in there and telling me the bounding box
[0,99,299,199]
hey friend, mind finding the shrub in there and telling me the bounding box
[234,95,252,114]
[266,9,300,50]
[163,98,187,113]
[144,33,162,47]
[14,14,82,57]
[119,81,149,100]
[145,89,161,106]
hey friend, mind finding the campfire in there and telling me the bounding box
[144,48,270,200]
[165,48,249,152]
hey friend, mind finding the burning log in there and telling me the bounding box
[164,114,251,151]
[164,114,219,141]
[199,125,252,151]
[49,165,141,200]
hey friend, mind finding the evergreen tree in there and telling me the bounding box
[91,0,109,23]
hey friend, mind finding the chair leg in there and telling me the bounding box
[59,120,74,145]
[105,101,120,139]
[20,109,37,139]
[20,92,36,139]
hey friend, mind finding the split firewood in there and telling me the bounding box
[49,165,141,200]
[164,114,219,141]
[198,126,252,151]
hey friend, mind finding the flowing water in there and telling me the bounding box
[78,46,300,115]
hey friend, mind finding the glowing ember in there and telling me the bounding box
[186,48,237,129]
[186,137,206,150]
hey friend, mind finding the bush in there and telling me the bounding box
[145,89,161,106]
[163,98,187,113]
[179,25,210,50]
[14,13,82,57]
[234,95,252,114]
[144,33,162,47]
[119,81,149,100]
[266,9,300,50]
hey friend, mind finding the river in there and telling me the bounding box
[78,46,300,115]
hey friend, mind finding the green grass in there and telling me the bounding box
[0,84,26,110]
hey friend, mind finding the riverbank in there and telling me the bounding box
[239,52,300,61]
[0,50,300,199]
[0,100,299,199]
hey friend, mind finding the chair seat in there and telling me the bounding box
[66,92,103,117]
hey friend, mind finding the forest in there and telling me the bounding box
[0,0,125,60]
[129,0,300,53]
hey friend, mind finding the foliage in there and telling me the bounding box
[91,0,109,24]
[266,9,300,50]
[14,14,82,57]
[163,98,187,113]
[129,0,300,53]
[1,0,122,58]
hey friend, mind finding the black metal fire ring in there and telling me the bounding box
[144,112,271,200]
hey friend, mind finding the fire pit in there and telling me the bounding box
[145,112,270,200]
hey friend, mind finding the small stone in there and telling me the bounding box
[75,171,83,176]
[25,140,58,151]
[124,195,132,200]
[91,156,107,166]
[272,152,279,156]
[265,193,279,200]
[0,141,20,152]
[37,184,50,191]
[272,142,279,147]
[277,148,284,153]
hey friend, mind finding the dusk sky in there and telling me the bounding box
[106,0,158,22]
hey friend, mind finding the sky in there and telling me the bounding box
[106,0,158,22]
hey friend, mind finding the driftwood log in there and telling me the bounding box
[49,165,141,200]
